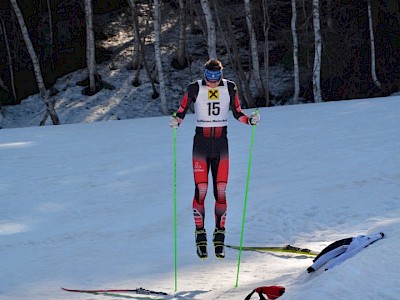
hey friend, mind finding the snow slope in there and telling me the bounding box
[1,97,400,300]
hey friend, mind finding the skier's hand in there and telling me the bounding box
[169,115,180,129]
[248,111,260,125]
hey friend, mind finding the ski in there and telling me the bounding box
[226,244,319,256]
[61,287,168,296]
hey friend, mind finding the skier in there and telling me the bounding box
[170,59,260,259]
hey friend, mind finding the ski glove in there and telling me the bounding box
[169,116,180,129]
[249,111,260,126]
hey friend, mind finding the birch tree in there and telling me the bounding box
[200,0,217,59]
[244,0,265,98]
[291,0,300,104]
[10,0,60,125]
[153,0,168,114]
[84,0,97,94]
[312,0,322,103]
[367,0,381,89]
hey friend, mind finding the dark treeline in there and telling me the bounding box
[0,0,399,108]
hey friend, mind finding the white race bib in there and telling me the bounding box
[194,80,230,127]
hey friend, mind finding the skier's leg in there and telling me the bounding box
[192,135,210,258]
[212,138,229,230]
[192,157,209,229]
[211,138,229,258]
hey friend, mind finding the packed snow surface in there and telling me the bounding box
[1,96,400,299]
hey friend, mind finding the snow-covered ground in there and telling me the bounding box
[1,96,399,299]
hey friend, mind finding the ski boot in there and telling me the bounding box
[213,228,225,259]
[195,229,208,259]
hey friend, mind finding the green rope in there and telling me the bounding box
[235,110,258,287]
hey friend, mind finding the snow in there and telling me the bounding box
[1,95,400,300]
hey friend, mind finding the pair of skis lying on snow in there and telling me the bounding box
[61,245,314,298]
[63,233,384,299]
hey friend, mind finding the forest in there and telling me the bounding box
[0,0,399,124]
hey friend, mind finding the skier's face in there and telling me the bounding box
[206,79,221,88]
[204,69,222,88]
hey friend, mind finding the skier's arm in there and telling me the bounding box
[227,81,259,125]
[173,82,199,126]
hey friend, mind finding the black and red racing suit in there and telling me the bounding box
[175,79,251,230]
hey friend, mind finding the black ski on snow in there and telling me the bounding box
[226,244,319,256]
[61,287,168,295]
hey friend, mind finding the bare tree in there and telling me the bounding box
[153,0,168,114]
[84,0,97,94]
[172,0,188,69]
[187,0,196,34]
[312,0,322,103]
[0,74,6,116]
[262,0,270,106]
[127,0,158,97]
[46,0,55,70]
[0,16,17,102]
[0,76,7,93]
[367,0,381,89]
[127,0,141,70]
[326,0,333,31]
[244,0,265,98]
[291,0,300,104]
[10,0,60,125]
[200,0,217,59]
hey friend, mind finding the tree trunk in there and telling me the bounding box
[127,0,141,70]
[200,0,217,60]
[291,0,300,104]
[174,0,188,68]
[262,0,270,106]
[0,76,7,93]
[127,0,158,96]
[10,0,60,125]
[84,0,96,93]
[244,0,265,98]
[153,0,168,114]
[0,74,5,118]
[187,0,196,34]
[0,17,17,102]
[46,0,55,70]
[367,0,381,89]
[326,0,333,30]
[312,0,322,103]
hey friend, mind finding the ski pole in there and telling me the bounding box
[173,113,178,292]
[235,109,258,288]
